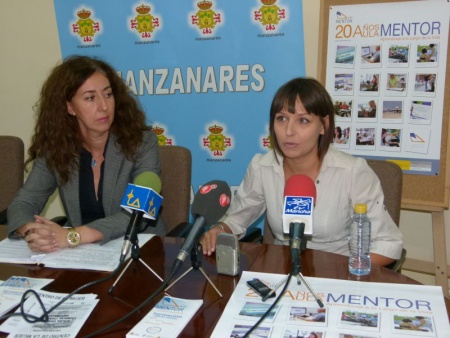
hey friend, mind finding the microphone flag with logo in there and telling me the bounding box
[282,174,316,235]
[120,171,163,220]
[119,172,163,262]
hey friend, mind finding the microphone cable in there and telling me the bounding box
[83,180,230,336]
[0,261,123,324]
[1,243,185,336]
[242,273,292,338]
[0,251,185,335]
[82,259,184,338]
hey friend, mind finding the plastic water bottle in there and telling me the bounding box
[348,203,371,276]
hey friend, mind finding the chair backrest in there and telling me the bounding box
[263,159,403,244]
[367,160,406,272]
[0,136,24,212]
[158,145,192,234]
[366,160,402,226]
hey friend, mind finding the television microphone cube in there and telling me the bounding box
[120,183,163,220]
[282,196,314,235]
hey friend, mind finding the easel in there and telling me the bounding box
[318,0,450,296]
[402,204,449,295]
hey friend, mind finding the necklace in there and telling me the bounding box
[83,142,104,167]
[91,154,104,167]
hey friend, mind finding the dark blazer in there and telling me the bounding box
[7,130,165,243]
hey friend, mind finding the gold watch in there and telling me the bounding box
[66,227,81,248]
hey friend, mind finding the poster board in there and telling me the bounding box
[212,271,450,337]
[318,0,450,210]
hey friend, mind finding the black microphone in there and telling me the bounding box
[289,222,304,275]
[283,174,316,275]
[173,180,231,270]
[119,172,162,262]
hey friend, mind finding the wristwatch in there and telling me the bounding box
[66,227,81,248]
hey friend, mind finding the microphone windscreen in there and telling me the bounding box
[133,171,162,194]
[191,180,231,226]
[284,174,317,200]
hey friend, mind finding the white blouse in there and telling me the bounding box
[220,146,403,259]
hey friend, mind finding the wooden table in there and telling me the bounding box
[0,234,449,337]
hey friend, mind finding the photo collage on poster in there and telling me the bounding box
[331,42,437,156]
[227,302,438,337]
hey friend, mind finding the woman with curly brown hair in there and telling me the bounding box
[7,55,164,252]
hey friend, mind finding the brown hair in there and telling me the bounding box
[27,55,151,184]
[269,77,335,161]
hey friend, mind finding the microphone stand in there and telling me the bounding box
[165,242,222,298]
[262,223,323,308]
[109,233,163,294]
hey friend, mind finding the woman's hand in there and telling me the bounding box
[20,215,68,253]
[199,222,231,256]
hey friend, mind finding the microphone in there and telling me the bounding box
[283,175,316,275]
[283,175,316,235]
[119,172,163,262]
[174,180,231,269]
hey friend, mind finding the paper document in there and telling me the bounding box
[0,234,154,271]
[0,276,53,317]
[127,296,203,338]
[0,290,98,338]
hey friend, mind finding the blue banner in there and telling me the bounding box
[53,0,306,226]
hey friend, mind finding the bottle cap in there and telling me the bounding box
[354,203,367,214]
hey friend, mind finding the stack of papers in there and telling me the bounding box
[0,289,98,338]
[127,296,203,337]
[0,234,153,271]
[0,276,53,317]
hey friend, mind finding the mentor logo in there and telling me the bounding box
[253,0,286,32]
[202,123,232,157]
[191,1,223,35]
[335,11,352,24]
[156,296,187,311]
[72,8,101,44]
[130,3,160,39]
[161,296,179,307]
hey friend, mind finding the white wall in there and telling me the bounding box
[1,0,448,291]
